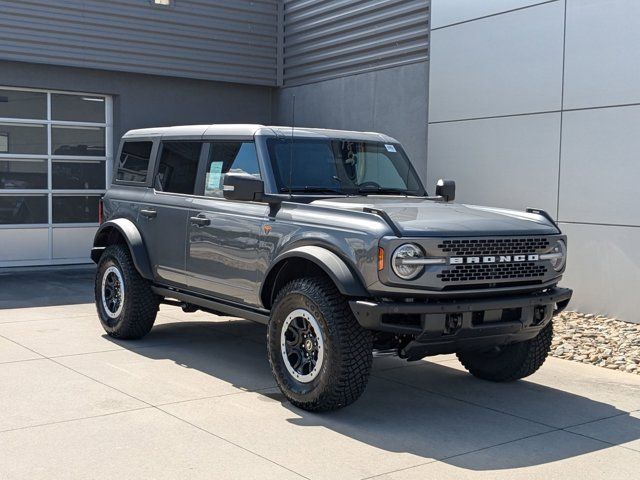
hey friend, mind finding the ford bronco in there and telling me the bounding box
[91,124,572,411]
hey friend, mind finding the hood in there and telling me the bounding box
[311,196,559,237]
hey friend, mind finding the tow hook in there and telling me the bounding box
[444,313,463,335]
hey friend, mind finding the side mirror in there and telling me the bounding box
[435,179,456,202]
[223,174,265,202]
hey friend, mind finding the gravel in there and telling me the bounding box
[551,311,640,375]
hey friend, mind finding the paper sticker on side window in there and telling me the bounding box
[207,161,223,190]
[384,144,397,153]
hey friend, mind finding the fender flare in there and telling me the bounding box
[91,218,153,280]
[261,245,369,307]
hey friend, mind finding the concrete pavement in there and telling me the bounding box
[0,268,639,479]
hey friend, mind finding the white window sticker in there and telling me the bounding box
[384,144,397,153]
[206,161,223,190]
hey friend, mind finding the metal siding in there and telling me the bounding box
[283,0,430,86]
[0,0,278,86]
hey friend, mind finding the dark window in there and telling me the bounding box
[53,161,105,190]
[52,195,100,223]
[0,123,47,155]
[266,138,423,196]
[156,142,202,194]
[0,89,47,119]
[0,160,48,189]
[52,126,105,156]
[51,94,105,123]
[204,142,259,197]
[0,195,48,224]
[116,141,153,183]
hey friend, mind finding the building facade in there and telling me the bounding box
[0,0,430,267]
[427,0,640,323]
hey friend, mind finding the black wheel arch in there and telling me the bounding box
[91,218,153,280]
[260,245,368,310]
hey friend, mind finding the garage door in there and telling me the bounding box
[0,86,112,267]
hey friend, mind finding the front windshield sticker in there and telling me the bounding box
[207,161,223,189]
[384,144,397,153]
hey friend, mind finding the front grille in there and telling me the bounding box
[438,238,550,256]
[437,262,548,283]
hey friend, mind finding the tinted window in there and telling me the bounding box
[204,142,260,197]
[156,142,202,194]
[53,160,105,190]
[266,138,423,195]
[0,123,47,155]
[52,126,105,156]
[0,195,48,224]
[0,160,48,189]
[52,195,100,223]
[51,94,105,123]
[0,89,47,119]
[116,141,153,183]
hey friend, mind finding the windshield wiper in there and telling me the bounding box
[281,186,345,194]
[357,186,418,196]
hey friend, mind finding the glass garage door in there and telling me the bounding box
[0,87,112,267]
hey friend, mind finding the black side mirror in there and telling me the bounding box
[435,179,456,202]
[223,174,265,202]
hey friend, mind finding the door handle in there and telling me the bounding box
[140,209,157,219]
[190,216,210,227]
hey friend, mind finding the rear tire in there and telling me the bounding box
[267,277,373,412]
[95,244,159,339]
[457,321,553,382]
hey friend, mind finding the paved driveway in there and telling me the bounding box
[1,268,639,479]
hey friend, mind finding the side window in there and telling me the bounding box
[156,141,202,194]
[116,141,152,183]
[204,142,260,198]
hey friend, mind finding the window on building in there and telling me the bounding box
[116,141,153,183]
[156,142,202,194]
[204,142,260,198]
[52,195,100,224]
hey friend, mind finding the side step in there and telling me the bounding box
[152,286,270,325]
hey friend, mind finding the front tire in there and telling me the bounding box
[267,277,373,412]
[95,244,159,339]
[457,321,553,382]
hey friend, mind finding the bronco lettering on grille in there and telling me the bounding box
[450,254,540,265]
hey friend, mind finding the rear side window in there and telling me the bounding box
[156,141,202,194]
[116,141,153,183]
[204,142,260,197]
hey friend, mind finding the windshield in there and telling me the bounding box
[266,138,425,196]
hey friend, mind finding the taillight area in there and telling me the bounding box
[98,198,104,225]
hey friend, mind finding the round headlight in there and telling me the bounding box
[392,244,424,280]
[549,239,567,272]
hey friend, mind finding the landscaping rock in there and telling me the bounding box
[551,311,640,375]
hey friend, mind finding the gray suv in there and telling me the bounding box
[92,124,572,411]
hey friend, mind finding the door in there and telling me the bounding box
[140,140,203,287]
[186,141,268,306]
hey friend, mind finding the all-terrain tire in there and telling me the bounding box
[95,244,159,339]
[456,321,553,382]
[267,277,373,412]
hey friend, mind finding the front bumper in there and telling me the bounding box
[349,287,572,359]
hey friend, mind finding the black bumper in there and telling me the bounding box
[349,287,572,359]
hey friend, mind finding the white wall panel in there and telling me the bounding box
[559,105,640,226]
[429,1,564,122]
[52,227,97,260]
[427,113,560,213]
[431,0,552,29]
[0,228,48,262]
[560,222,640,323]
[564,0,640,109]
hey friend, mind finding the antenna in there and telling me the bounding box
[288,95,295,199]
